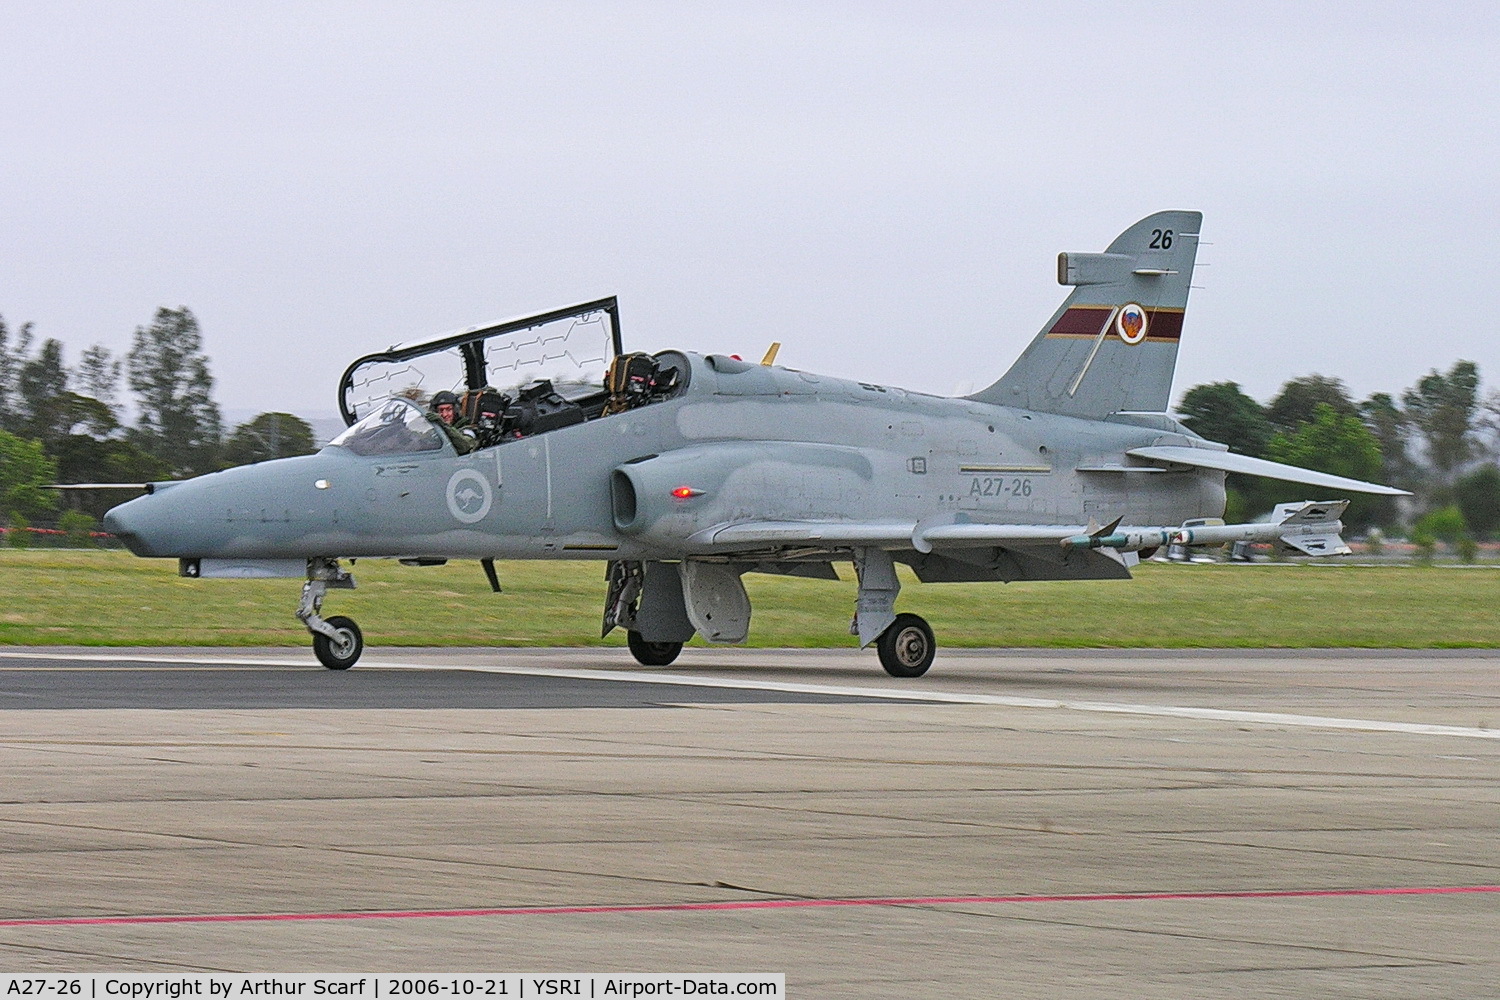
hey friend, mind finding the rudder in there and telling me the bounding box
[968,211,1202,417]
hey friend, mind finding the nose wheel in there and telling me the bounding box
[312,615,364,670]
[876,613,935,677]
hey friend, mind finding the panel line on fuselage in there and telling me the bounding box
[544,434,554,522]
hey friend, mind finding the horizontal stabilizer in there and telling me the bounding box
[1126,446,1409,496]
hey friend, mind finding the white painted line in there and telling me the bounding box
[380,660,1500,740]
[0,652,330,670]
[1,649,1497,740]
[0,650,314,667]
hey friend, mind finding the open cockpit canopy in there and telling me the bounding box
[337,297,623,426]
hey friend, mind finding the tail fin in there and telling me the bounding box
[968,211,1202,417]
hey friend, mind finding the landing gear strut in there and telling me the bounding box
[604,560,695,667]
[876,613,935,677]
[297,558,361,670]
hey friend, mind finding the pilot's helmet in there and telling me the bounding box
[430,390,460,424]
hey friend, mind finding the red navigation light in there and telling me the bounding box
[671,486,700,499]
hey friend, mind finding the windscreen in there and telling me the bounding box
[329,398,446,456]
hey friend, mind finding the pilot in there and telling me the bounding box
[431,390,464,426]
[427,390,475,454]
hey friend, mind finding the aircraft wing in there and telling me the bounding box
[1124,446,1410,496]
[694,520,1098,552]
[912,523,1092,550]
[694,521,918,548]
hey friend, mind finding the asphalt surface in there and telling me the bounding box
[1,646,1498,998]
[0,656,910,709]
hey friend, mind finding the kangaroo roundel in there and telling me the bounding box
[1116,303,1148,344]
[446,469,493,523]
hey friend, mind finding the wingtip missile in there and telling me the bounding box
[1062,501,1352,557]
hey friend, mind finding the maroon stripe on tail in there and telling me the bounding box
[1145,309,1184,341]
[1048,307,1113,337]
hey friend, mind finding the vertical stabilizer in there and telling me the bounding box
[968,211,1201,417]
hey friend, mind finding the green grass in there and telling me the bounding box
[1,548,1497,648]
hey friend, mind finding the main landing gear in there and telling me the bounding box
[875,613,935,678]
[627,631,684,667]
[855,547,937,678]
[604,560,694,667]
[604,555,939,677]
[298,558,363,670]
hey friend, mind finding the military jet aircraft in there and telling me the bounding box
[103,211,1406,676]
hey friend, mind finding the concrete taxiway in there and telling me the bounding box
[1,646,1498,998]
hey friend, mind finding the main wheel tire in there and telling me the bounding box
[877,613,935,677]
[313,615,363,670]
[627,631,683,667]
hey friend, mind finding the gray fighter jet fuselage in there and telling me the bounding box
[103,211,1406,675]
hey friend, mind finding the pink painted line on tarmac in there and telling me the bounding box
[2,885,1498,929]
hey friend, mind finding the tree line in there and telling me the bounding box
[0,307,315,527]
[1177,362,1500,542]
[3,304,1500,544]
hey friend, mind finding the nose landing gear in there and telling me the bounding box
[297,558,361,669]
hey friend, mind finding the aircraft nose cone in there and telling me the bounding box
[102,499,159,557]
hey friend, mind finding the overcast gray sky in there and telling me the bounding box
[5,1,1498,420]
